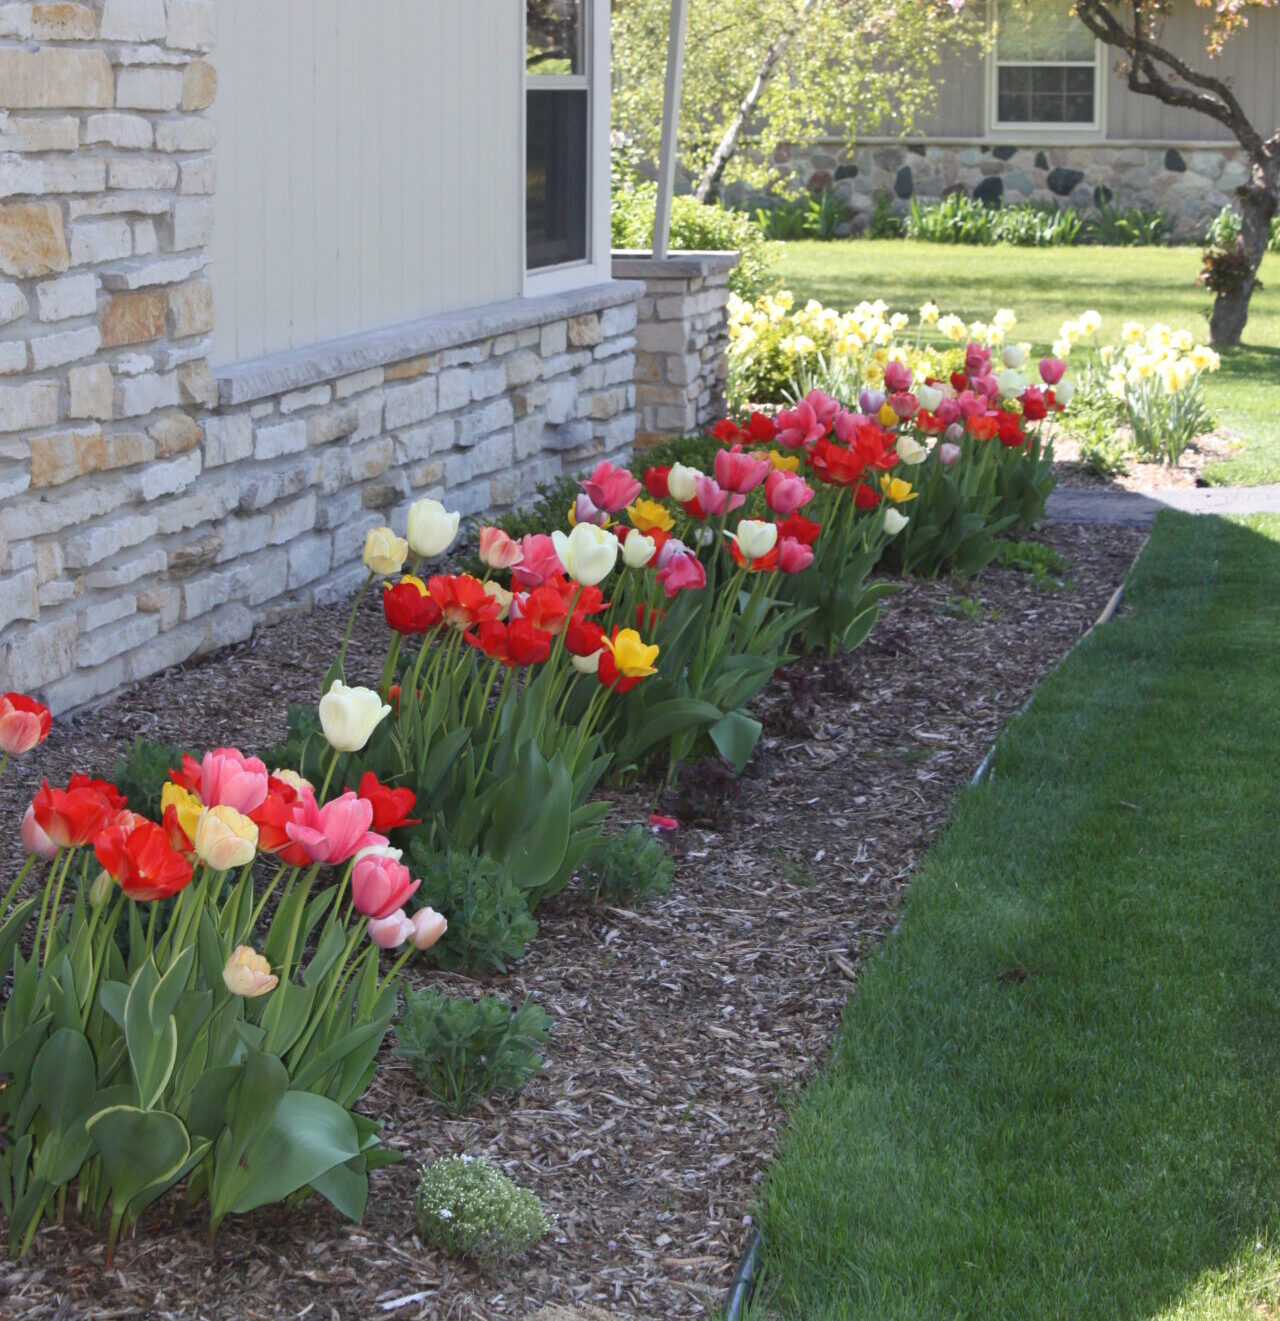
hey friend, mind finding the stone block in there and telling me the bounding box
[84,544,165,590]
[334,367,383,399]
[139,449,199,501]
[469,362,506,401]
[167,277,212,337]
[101,288,167,345]
[166,0,213,50]
[0,4,31,37]
[64,510,158,569]
[177,358,217,407]
[540,320,567,356]
[0,202,68,277]
[457,397,514,447]
[385,375,438,429]
[84,112,152,150]
[27,1,93,37]
[0,49,113,109]
[115,368,178,417]
[76,611,158,667]
[181,58,216,110]
[0,281,27,326]
[115,67,183,112]
[267,493,316,545]
[202,411,252,467]
[0,615,77,692]
[68,362,113,419]
[287,532,332,589]
[35,272,97,322]
[29,324,99,371]
[178,155,214,195]
[0,115,78,153]
[107,157,178,192]
[155,117,214,152]
[0,342,23,374]
[279,383,330,414]
[436,367,470,413]
[306,402,359,447]
[100,0,165,40]
[0,380,58,433]
[69,218,132,266]
[148,408,202,457]
[254,417,307,460]
[101,253,203,290]
[0,567,37,625]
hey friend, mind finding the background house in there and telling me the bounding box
[774,0,1279,237]
[0,0,735,711]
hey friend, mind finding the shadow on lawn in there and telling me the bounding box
[756,513,1280,1321]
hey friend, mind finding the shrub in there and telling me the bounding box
[905,193,999,245]
[110,737,196,820]
[394,988,551,1112]
[611,183,779,300]
[579,823,673,905]
[751,188,844,241]
[867,188,903,238]
[408,844,539,974]
[1087,199,1172,246]
[414,1156,552,1262]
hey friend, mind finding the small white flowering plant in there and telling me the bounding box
[414,1155,552,1262]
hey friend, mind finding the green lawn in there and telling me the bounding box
[756,511,1280,1320]
[777,241,1280,486]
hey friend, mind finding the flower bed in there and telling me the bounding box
[0,520,1145,1317]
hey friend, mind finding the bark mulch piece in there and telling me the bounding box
[0,521,1146,1321]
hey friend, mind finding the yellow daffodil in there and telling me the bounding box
[880,475,918,504]
[627,497,675,533]
[602,628,659,678]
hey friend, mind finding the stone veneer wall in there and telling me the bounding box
[767,141,1249,239]
[0,0,642,713]
[612,251,738,449]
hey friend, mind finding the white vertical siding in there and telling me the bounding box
[213,0,523,366]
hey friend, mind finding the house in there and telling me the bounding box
[777,0,1279,237]
[0,0,735,711]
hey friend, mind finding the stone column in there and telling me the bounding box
[612,250,739,447]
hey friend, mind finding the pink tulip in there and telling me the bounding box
[654,537,690,570]
[964,342,992,375]
[286,791,383,865]
[956,390,987,419]
[655,552,707,598]
[833,409,876,445]
[1039,357,1067,386]
[352,848,420,919]
[478,526,523,570]
[935,397,961,426]
[713,446,770,494]
[572,492,608,527]
[774,400,825,450]
[777,538,814,575]
[888,392,919,419]
[883,360,912,393]
[581,461,641,514]
[368,908,414,950]
[200,747,269,815]
[692,475,744,517]
[804,389,840,427]
[511,534,564,588]
[765,469,815,516]
[410,907,448,951]
[938,442,961,467]
[21,805,59,860]
[970,374,1000,400]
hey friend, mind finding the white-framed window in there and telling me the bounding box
[525,0,591,272]
[989,0,1103,131]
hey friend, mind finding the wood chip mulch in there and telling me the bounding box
[1052,427,1243,490]
[0,521,1146,1321]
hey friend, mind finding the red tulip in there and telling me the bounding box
[21,805,59,860]
[1039,357,1066,385]
[94,819,193,902]
[853,483,882,510]
[168,753,203,795]
[643,465,671,499]
[383,576,444,634]
[356,771,420,833]
[776,513,821,545]
[520,583,571,634]
[32,776,122,850]
[249,775,313,864]
[0,692,51,756]
[428,574,502,630]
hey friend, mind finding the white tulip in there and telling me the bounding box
[916,383,944,413]
[1001,344,1028,369]
[734,519,779,560]
[667,463,702,503]
[1054,379,1076,405]
[883,508,909,537]
[405,498,460,559]
[996,369,1028,399]
[622,531,657,569]
[551,523,618,586]
[895,436,927,465]
[319,680,392,753]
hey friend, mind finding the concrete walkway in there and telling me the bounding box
[1046,483,1280,526]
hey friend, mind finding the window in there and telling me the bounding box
[526,1,590,270]
[993,0,1100,128]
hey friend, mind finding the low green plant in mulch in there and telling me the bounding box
[755,511,1280,1320]
[414,1156,552,1261]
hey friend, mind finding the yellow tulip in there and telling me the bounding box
[603,628,659,678]
[627,498,675,533]
[195,805,258,871]
[273,768,312,794]
[162,782,204,843]
[880,475,918,504]
[362,526,408,577]
[223,945,278,998]
[877,403,899,428]
[767,449,801,472]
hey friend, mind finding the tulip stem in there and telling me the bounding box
[0,852,37,918]
[250,863,296,930]
[318,747,341,804]
[36,848,73,969]
[378,943,415,991]
[335,571,373,678]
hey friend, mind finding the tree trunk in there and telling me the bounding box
[1209,166,1276,347]
[692,0,819,204]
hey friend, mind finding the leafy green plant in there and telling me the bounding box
[611,183,779,299]
[995,539,1070,588]
[1087,200,1172,246]
[996,201,1084,247]
[110,738,195,821]
[407,845,538,974]
[414,1156,551,1261]
[394,989,551,1112]
[579,823,674,905]
[1078,423,1132,479]
[867,188,903,238]
[906,193,999,245]
[1205,204,1243,249]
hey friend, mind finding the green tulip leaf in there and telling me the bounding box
[86,1105,192,1234]
[708,710,763,773]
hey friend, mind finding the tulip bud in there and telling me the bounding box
[195,805,258,871]
[943,423,965,445]
[883,508,909,536]
[1039,357,1067,386]
[571,492,608,528]
[89,868,114,909]
[405,498,460,559]
[859,389,885,416]
[319,679,392,753]
[895,436,927,465]
[368,908,415,950]
[363,526,409,577]
[483,580,513,620]
[410,907,448,951]
[223,945,278,997]
[571,650,602,675]
[622,531,657,569]
[938,442,961,467]
[667,463,702,503]
[734,519,779,560]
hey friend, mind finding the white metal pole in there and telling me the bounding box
[652,0,689,259]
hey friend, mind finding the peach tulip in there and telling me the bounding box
[368,908,415,950]
[223,945,278,997]
[410,907,448,951]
